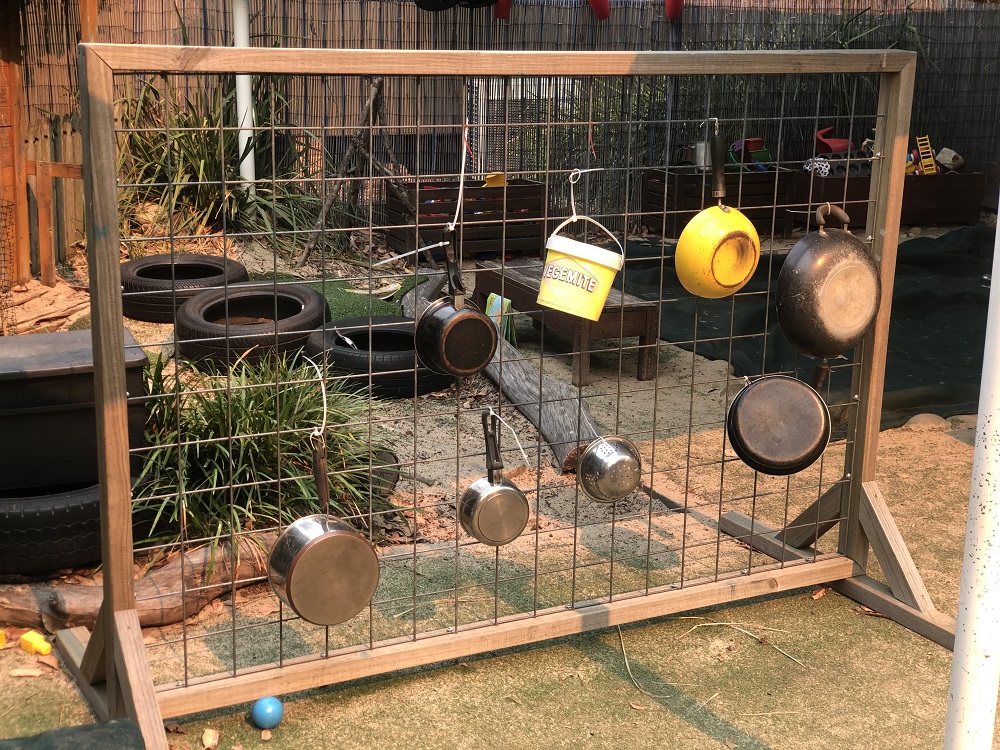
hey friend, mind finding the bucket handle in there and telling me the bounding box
[550,214,624,257]
[553,169,623,256]
[552,167,625,257]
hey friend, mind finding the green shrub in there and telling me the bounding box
[117,78,324,247]
[134,354,393,546]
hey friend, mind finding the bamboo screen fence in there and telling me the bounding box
[18,0,1000,168]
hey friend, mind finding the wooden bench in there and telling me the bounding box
[471,260,659,387]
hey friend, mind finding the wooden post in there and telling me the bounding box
[837,58,917,570]
[36,162,55,286]
[80,0,98,43]
[0,11,29,284]
[78,44,135,722]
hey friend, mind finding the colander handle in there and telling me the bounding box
[550,215,624,256]
[481,409,505,483]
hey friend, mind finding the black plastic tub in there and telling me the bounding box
[0,329,148,491]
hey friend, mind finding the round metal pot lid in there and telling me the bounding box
[726,375,831,476]
[461,482,529,546]
[578,436,642,503]
[281,525,380,626]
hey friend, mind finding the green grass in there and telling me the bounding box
[249,272,426,320]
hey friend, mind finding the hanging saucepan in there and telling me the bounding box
[267,434,380,626]
[675,118,761,299]
[459,410,530,546]
[727,375,831,476]
[776,203,881,387]
[415,238,498,377]
[577,435,642,503]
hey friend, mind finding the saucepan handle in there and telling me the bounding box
[441,233,466,307]
[710,118,727,202]
[481,409,504,483]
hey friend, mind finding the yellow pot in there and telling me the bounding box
[675,205,760,299]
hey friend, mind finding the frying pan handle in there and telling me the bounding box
[481,409,505,483]
[709,119,727,203]
[441,233,466,308]
[815,203,852,234]
[312,435,331,516]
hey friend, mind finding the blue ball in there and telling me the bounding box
[251,696,284,729]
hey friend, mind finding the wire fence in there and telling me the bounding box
[97,56,890,690]
[0,201,14,335]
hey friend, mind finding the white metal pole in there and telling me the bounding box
[232,0,255,189]
[943,225,1000,749]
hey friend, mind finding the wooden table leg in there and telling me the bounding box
[636,310,658,381]
[572,322,592,387]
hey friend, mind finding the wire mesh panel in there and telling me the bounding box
[80,46,912,713]
[0,201,14,335]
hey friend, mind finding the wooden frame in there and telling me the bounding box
[68,44,945,750]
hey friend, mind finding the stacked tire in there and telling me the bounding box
[306,316,453,399]
[120,254,249,323]
[0,484,103,575]
[176,283,330,367]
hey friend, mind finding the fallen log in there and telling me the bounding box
[0,534,275,632]
[399,272,448,319]
[484,338,601,472]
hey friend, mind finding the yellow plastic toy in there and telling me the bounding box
[916,135,938,175]
[0,629,6,648]
[19,630,51,656]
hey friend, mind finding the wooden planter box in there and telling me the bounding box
[385,178,545,257]
[788,171,987,226]
[641,168,793,238]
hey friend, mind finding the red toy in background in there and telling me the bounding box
[494,0,512,18]
[665,0,682,20]
[815,127,856,154]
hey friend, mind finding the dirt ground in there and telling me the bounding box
[0,414,988,749]
[1,218,996,748]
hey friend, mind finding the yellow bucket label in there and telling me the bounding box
[542,261,600,293]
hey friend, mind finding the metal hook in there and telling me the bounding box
[567,167,604,222]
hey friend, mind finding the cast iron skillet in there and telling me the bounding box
[776,203,881,386]
[727,375,831,476]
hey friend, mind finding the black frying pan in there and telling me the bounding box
[776,203,881,387]
[727,375,831,476]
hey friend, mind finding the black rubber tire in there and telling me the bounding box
[120,254,250,323]
[0,483,103,574]
[305,316,454,399]
[176,283,330,367]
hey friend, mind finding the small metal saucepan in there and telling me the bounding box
[460,410,530,546]
[415,238,498,377]
[267,435,380,626]
[726,375,831,476]
[577,435,642,503]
